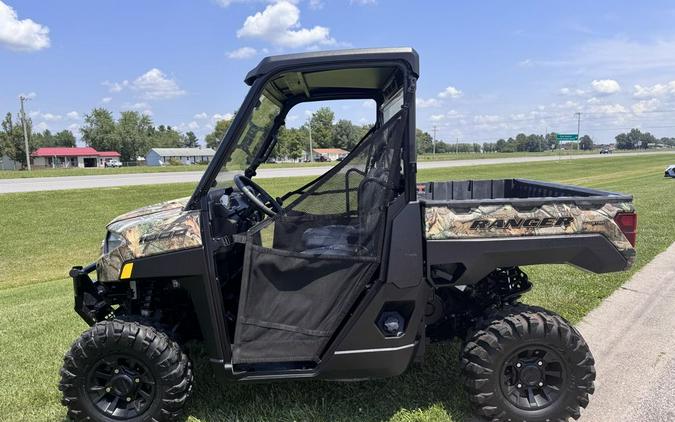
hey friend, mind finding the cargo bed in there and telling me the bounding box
[417,178,631,205]
[418,179,636,285]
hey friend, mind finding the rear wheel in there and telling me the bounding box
[59,320,193,421]
[461,305,595,421]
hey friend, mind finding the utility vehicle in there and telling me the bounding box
[60,48,638,422]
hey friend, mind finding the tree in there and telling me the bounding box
[206,118,233,149]
[181,131,199,148]
[416,128,433,154]
[117,111,154,161]
[151,125,181,149]
[53,130,76,147]
[275,126,306,160]
[579,134,593,151]
[2,112,33,167]
[307,107,334,148]
[615,128,656,150]
[81,108,118,152]
[333,119,360,150]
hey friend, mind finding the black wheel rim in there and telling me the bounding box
[499,345,566,410]
[85,354,156,419]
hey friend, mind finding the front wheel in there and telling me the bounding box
[461,305,595,422]
[59,320,193,421]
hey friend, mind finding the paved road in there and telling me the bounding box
[578,242,675,421]
[1,151,672,193]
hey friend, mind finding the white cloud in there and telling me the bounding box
[67,123,80,132]
[416,98,442,108]
[350,0,377,4]
[212,113,234,124]
[633,81,675,98]
[227,46,257,59]
[102,80,129,93]
[18,91,36,99]
[588,103,626,114]
[127,102,150,110]
[309,0,324,9]
[631,98,660,114]
[101,97,112,104]
[214,0,258,7]
[132,68,186,100]
[0,1,50,52]
[430,114,445,122]
[438,86,462,99]
[237,1,335,48]
[41,112,61,121]
[29,111,62,121]
[187,121,199,130]
[194,112,208,120]
[34,121,49,131]
[66,111,79,120]
[474,114,503,124]
[591,79,621,95]
[560,87,586,96]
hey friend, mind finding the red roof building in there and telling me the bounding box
[31,147,121,168]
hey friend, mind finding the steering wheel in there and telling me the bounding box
[233,174,283,217]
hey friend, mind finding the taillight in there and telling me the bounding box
[614,212,637,247]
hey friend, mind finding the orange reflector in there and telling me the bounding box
[120,263,134,279]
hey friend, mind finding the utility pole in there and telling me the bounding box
[456,137,459,154]
[432,125,437,155]
[19,95,31,171]
[307,115,313,163]
[574,112,581,156]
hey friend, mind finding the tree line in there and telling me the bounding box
[205,107,373,161]
[0,109,200,165]
[3,104,675,169]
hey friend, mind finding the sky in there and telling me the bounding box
[2,0,675,146]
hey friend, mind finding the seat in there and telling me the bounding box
[301,159,390,255]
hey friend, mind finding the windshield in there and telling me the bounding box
[213,91,281,188]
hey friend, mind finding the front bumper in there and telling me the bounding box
[70,263,112,326]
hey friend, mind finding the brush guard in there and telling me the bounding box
[70,263,113,326]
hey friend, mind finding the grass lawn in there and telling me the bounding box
[0,154,673,421]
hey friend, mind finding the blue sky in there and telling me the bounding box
[2,0,675,145]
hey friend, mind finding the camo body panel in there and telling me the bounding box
[97,198,202,281]
[425,201,635,267]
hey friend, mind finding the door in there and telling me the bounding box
[232,110,407,365]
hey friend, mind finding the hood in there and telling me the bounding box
[108,197,190,226]
[98,197,202,282]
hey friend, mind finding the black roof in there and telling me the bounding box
[245,47,419,85]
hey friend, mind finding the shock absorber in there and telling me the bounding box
[140,281,155,318]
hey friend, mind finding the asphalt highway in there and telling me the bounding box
[0,150,672,193]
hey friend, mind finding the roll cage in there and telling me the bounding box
[186,47,420,210]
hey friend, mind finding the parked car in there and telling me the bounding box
[665,164,675,177]
[105,160,123,168]
[600,149,611,154]
[61,48,637,422]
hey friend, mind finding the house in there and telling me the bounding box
[145,147,216,166]
[311,148,349,161]
[30,147,121,168]
[1,155,20,170]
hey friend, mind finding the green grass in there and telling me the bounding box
[0,154,673,421]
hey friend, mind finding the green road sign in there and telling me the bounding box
[556,133,578,142]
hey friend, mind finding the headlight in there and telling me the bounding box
[104,231,125,254]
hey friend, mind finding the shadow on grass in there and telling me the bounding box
[185,342,473,422]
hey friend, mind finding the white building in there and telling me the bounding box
[30,147,121,168]
[145,148,216,166]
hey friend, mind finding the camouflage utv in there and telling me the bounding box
[60,48,637,422]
